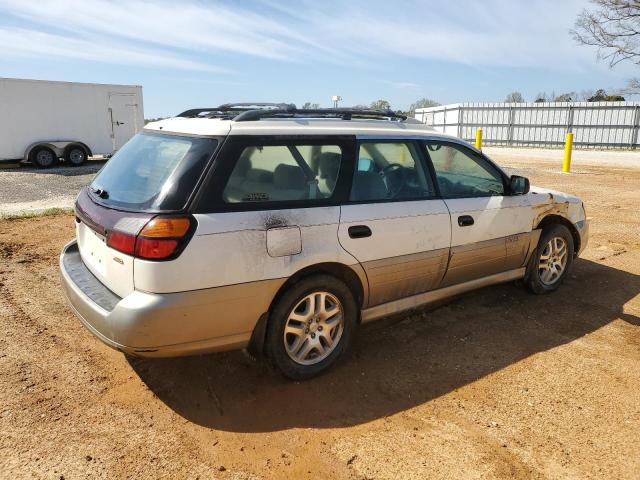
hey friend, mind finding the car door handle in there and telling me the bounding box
[458,215,474,227]
[348,225,372,239]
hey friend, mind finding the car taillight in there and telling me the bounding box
[106,230,136,256]
[135,238,179,259]
[106,216,193,260]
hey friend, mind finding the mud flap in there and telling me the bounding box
[246,312,269,360]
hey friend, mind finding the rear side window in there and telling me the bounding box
[424,142,504,198]
[222,144,343,203]
[90,132,218,211]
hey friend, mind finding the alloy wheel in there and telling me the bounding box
[283,291,344,365]
[538,236,568,285]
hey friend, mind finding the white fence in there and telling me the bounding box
[415,102,640,149]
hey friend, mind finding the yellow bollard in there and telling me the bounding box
[475,128,483,151]
[563,132,573,173]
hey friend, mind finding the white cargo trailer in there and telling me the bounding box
[0,78,144,167]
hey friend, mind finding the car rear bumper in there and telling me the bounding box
[59,240,274,357]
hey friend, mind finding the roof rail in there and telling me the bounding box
[234,107,407,122]
[177,103,295,118]
[176,104,408,122]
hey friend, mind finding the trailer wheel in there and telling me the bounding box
[65,146,87,166]
[32,147,57,168]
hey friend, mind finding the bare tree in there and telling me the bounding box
[408,98,440,113]
[504,91,525,103]
[554,92,577,102]
[621,77,640,94]
[534,92,549,103]
[572,0,640,67]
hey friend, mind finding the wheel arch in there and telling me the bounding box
[63,142,93,158]
[270,262,367,313]
[25,142,59,161]
[247,262,368,358]
[535,214,580,256]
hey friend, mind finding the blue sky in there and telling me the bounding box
[1,0,637,118]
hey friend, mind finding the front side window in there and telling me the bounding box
[350,141,435,202]
[425,142,504,198]
[222,144,343,203]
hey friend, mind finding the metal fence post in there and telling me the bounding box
[442,106,447,135]
[507,105,515,146]
[631,105,640,149]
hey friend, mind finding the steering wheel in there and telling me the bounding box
[380,163,406,198]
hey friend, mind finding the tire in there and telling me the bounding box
[32,147,57,168]
[525,224,574,294]
[65,146,87,166]
[266,274,358,380]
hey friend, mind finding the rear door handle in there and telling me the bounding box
[348,225,372,239]
[458,215,474,227]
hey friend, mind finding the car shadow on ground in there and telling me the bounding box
[128,258,639,433]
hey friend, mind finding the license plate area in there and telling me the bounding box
[77,221,109,278]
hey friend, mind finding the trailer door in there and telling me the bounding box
[108,93,139,151]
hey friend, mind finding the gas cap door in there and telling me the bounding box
[267,226,302,257]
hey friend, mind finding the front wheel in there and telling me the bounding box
[266,275,357,380]
[525,224,574,294]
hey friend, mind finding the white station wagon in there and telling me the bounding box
[60,104,589,379]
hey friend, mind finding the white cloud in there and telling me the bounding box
[382,80,421,89]
[0,27,226,72]
[0,0,634,76]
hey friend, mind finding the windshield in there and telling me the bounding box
[90,132,218,211]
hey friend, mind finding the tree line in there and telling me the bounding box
[504,88,625,103]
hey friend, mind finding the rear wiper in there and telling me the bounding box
[91,186,109,199]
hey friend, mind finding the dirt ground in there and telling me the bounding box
[1,155,639,479]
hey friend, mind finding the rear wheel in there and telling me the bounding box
[65,146,87,166]
[525,224,574,294]
[266,275,357,380]
[32,147,57,168]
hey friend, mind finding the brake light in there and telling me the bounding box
[135,238,179,259]
[106,230,136,255]
[106,216,193,260]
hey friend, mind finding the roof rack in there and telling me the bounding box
[176,104,407,122]
[177,103,295,119]
[234,107,407,122]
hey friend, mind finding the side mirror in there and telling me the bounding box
[509,175,530,195]
[358,158,374,172]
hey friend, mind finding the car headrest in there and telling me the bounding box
[318,152,341,180]
[351,171,387,201]
[274,164,307,190]
[234,152,252,177]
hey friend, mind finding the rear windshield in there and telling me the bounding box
[89,132,218,211]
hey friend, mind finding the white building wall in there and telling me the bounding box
[415,102,640,149]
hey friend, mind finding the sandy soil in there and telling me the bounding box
[1,157,639,479]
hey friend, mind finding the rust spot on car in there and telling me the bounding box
[532,195,570,228]
[262,214,288,230]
